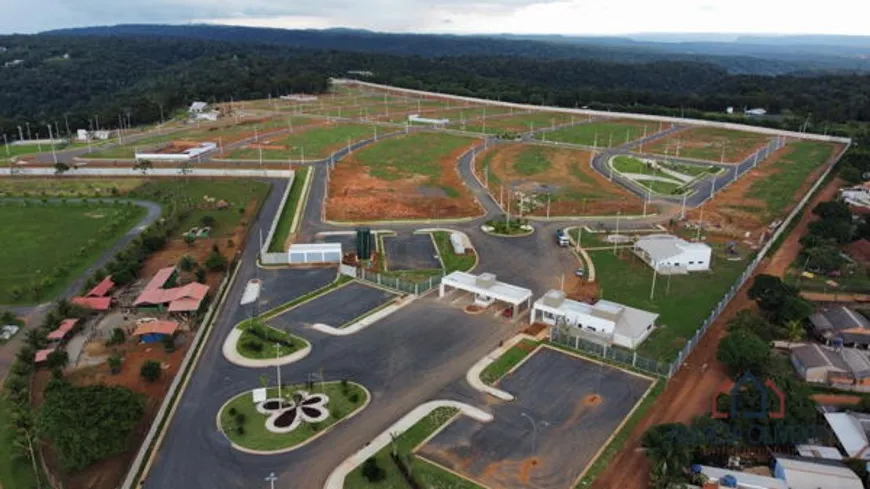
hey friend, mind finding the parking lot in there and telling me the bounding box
[267,281,397,330]
[382,232,441,270]
[417,347,653,489]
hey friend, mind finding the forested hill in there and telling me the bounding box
[2,30,870,140]
[43,24,870,76]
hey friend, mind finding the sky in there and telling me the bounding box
[1,0,869,36]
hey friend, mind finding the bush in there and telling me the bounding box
[241,339,264,353]
[162,334,176,353]
[235,413,247,425]
[107,327,126,346]
[200,215,216,228]
[140,360,162,382]
[348,392,360,403]
[178,255,196,272]
[205,250,227,272]
[195,267,207,283]
[228,407,238,417]
[362,457,386,482]
[237,425,245,436]
[108,354,122,374]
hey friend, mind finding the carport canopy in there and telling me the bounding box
[288,243,342,264]
[440,271,532,315]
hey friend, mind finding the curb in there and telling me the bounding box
[465,334,537,400]
[221,328,312,367]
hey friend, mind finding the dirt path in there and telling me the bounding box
[765,177,843,278]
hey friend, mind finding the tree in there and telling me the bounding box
[133,159,153,175]
[642,423,694,488]
[205,250,227,272]
[178,254,196,272]
[195,267,207,283]
[728,310,781,342]
[785,319,806,347]
[813,200,851,221]
[107,353,122,374]
[54,162,70,175]
[107,327,126,345]
[140,360,162,382]
[778,295,814,324]
[46,349,69,370]
[717,330,771,377]
[200,215,216,228]
[37,383,144,470]
[362,457,386,482]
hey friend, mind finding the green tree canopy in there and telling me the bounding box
[717,330,771,377]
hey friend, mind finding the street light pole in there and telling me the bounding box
[275,343,282,400]
[265,472,278,489]
[520,413,549,454]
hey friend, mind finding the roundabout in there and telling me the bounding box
[217,381,370,454]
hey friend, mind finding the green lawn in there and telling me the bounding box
[225,124,378,160]
[588,247,748,361]
[611,156,687,195]
[513,146,552,176]
[0,178,145,198]
[747,141,836,217]
[0,394,43,489]
[128,179,270,237]
[432,231,476,273]
[480,340,539,385]
[219,382,368,452]
[662,161,717,177]
[268,168,310,252]
[345,407,483,489]
[0,202,146,304]
[236,320,309,360]
[458,111,573,134]
[541,121,648,147]
[357,132,473,184]
[648,127,770,162]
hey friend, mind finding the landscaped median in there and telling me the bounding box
[479,338,540,385]
[466,335,540,401]
[217,381,370,454]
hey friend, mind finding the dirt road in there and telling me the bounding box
[590,179,846,489]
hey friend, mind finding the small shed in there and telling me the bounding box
[288,243,342,264]
[133,320,179,344]
[439,271,532,316]
[47,318,79,342]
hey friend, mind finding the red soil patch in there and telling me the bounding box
[477,144,644,217]
[811,394,862,406]
[464,304,487,314]
[583,394,603,406]
[521,322,547,337]
[645,127,771,164]
[518,457,541,484]
[325,140,483,222]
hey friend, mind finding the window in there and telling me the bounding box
[689,261,695,265]
[588,326,597,332]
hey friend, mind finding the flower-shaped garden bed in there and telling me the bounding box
[218,381,369,453]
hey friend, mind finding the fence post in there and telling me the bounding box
[377,274,381,285]
[633,351,637,367]
[415,283,419,295]
[429,276,433,291]
[575,336,579,349]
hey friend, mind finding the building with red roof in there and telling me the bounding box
[47,318,79,341]
[134,266,208,313]
[34,347,57,363]
[87,276,115,297]
[71,296,112,311]
[133,320,180,343]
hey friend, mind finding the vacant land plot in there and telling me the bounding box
[419,347,652,489]
[457,111,574,134]
[85,117,313,159]
[0,178,145,197]
[0,202,146,303]
[476,144,644,216]
[587,246,747,361]
[223,123,379,160]
[382,233,441,271]
[540,120,656,147]
[128,179,270,237]
[704,141,842,236]
[326,132,482,221]
[645,127,771,163]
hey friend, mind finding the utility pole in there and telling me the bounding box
[650,265,658,300]
[546,194,551,219]
[275,344,283,400]
[681,192,687,219]
[575,226,582,252]
[265,472,278,489]
[25,122,31,140]
[613,210,621,255]
[63,115,71,139]
[46,124,57,165]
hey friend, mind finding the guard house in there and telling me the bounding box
[532,290,658,350]
[439,272,532,317]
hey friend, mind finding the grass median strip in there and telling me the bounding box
[432,231,476,273]
[268,167,311,252]
[480,339,539,385]
[236,320,309,360]
[345,407,483,489]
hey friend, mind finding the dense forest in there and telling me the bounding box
[2,27,870,140]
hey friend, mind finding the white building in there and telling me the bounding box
[3,59,23,68]
[773,455,863,489]
[134,142,217,162]
[194,111,220,122]
[188,101,209,113]
[439,272,532,316]
[533,290,658,350]
[840,185,870,209]
[825,412,870,459]
[408,114,450,126]
[695,464,787,489]
[633,234,712,274]
[287,243,342,264]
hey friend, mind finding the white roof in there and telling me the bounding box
[776,456,863,489]
[825,412,870,458]
[534,292,658,340]
[240,279,261,306]
[697,465,786,489]
[796,444,844,460]
[288,243,342,254]
[635,234,710,262]
[189,101,208,112]
[252,388,267,403]
[442,271,531,306]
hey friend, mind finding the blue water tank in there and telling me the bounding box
[722,474,738,487]
[691,464,702,474]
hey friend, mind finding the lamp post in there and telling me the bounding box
[520,413,549,454]
[265,472,278,489]
[275,343,282,400]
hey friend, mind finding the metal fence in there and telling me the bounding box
[550,330,671,377]
[357,269,443,296]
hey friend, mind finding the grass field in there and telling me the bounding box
[268,167,310,252]
[345,407,483,489]
[225,123,379,160]
[540,120,651,147]
[747,141,836,216]
[588,246,748,360]
[219,383,367,452]
[128,179,270,237]
[646,127,771,162]
[356,132,473,199]
[0,202,146,304]
[432,231,476,273]
[480,339,539,385]
[514,146,553,175]
[85,117,309,159]
[611,156,693,195]
[458,111,574,134]
[0,178,145,197]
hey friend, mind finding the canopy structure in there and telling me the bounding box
[71,296,112,311]
[47,318,79,341]
[288,243,342,264]
[439,271,532,316]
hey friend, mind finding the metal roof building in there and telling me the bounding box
[774,455,863,489]
[439,271,532,316]
[809,306,870,347]
[633,234,711,274]
[824,412,870,459]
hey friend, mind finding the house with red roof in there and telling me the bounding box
[134,266,209,314]
[34,347,57,364]
[133,320,179,343]
[47,318,79,342]
[71,275,115,311]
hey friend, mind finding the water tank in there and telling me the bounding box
[355,228,373,260]
[721,474,738,488]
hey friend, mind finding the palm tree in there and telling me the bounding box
[785,319,805,349]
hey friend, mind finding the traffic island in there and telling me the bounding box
[217,381,370,454]
[222,320,311,368]
[480,218,534,237]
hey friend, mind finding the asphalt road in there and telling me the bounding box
[382,233,440,271]
[267,282,396,330]
[418,347,652,489]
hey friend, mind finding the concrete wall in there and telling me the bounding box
[0,168,293,178]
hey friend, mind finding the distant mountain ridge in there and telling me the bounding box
[42,24,870,75]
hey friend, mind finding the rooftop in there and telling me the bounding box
[696,465,786,489]
[86,275,114,297]
[634,234,711,262]
[809,306,870,339]
[71,296,112,311]
[34,347,57,363]
[46,318,79,341]
[442,271,532,306]
[133,320,179,337]
[534,291,659,339]
[824,412,870,458]
[775,455,863,489]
